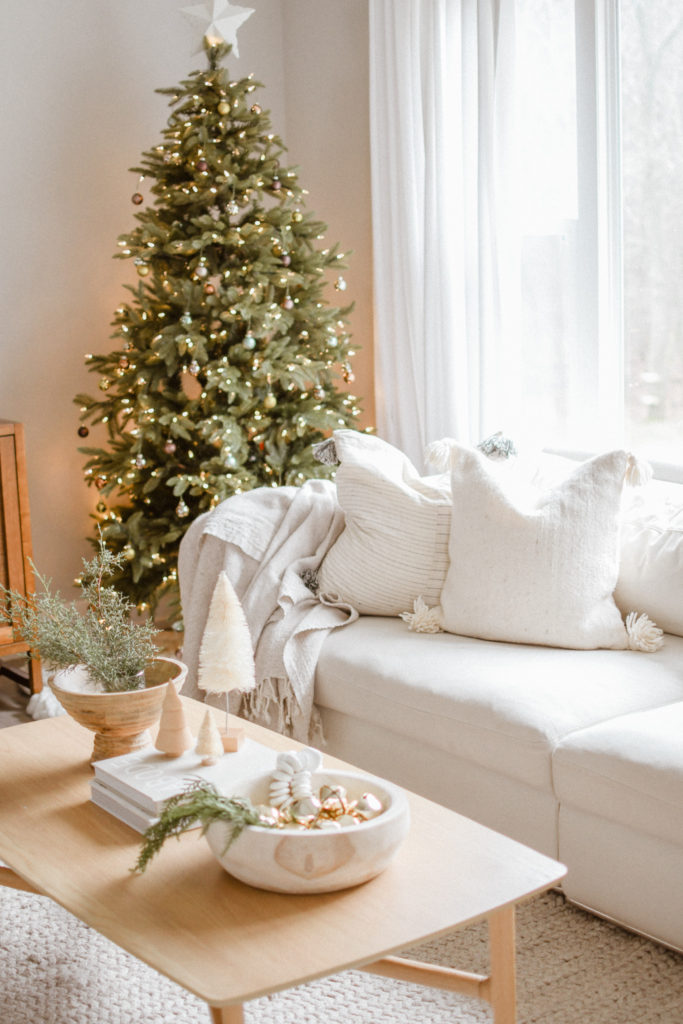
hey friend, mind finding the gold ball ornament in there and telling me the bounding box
[131,192,144,205]
[217,100,230,115]
[292,210,303,223]
[136,264,150,277]
[98,378,111,392]
[263,393,277,410]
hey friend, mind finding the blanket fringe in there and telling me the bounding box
[240,677,324,746]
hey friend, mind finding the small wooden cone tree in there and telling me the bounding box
[198,571,256,752]
[155,682,194,757]
[196,709,224,766]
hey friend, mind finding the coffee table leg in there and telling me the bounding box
[487,904,516,1024]
[209,1003,244,1023]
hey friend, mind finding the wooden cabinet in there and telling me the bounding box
[0,421,42,692]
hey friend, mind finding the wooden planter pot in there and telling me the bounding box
[49,656,188,764]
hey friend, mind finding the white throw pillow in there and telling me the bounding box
[615,481,683,637]
[439,444,630,650]
[317,430,451,615]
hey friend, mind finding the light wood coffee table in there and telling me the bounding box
[0,698,565,1023]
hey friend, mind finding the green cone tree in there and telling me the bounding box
[75,42,360,611]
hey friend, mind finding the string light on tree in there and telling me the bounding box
[74,7,360,611]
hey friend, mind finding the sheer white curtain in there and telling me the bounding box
[369,0,519,468]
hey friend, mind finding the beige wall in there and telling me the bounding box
[0,0,373,600]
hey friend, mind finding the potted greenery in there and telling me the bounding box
[0,537,187,762]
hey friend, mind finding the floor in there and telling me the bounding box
[0,632,184,730]
[0,663,32,728]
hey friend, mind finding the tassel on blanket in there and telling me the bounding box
[399,596,444,634]
[625,453,653,487]
[625,611,664,652]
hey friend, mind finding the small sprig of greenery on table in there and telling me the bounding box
[0,535,158,692]
[133,780,268,873]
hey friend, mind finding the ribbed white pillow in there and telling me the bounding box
[317,430,451,615]
[439,444,630,650]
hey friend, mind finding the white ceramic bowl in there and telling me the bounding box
[205,769,410,893]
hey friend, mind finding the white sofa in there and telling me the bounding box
[314,618,683,952]
[179,431,683,952]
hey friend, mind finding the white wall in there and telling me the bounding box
[281,1,374,427]
[0,0,372,602]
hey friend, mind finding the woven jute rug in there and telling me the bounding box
[1,888,681,1023]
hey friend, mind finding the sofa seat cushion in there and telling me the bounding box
[553,702,683,847]
[314,617,683,792]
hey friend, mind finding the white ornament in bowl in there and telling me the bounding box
[205,769,410,893]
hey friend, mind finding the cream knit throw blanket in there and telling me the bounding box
[179,479,357,743]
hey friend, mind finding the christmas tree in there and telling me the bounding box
[75,33,360,612]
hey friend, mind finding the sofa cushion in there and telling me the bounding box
[553,702,683,847]
[439,445,630,649]
[314,617,683,792]
[317,430,451,615]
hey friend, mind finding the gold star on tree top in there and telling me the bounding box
[181,1,254,56]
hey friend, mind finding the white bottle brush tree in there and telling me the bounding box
[75,20,361,613]
[198,571,255,749]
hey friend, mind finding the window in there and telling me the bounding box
[514,0,683,472]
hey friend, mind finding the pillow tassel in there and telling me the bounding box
[624,453,653,488]
[312,437,339,466]
[625,611,664,652]
[399,596,444,633]
[424,438,455,472]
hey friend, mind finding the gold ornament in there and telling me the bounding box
[136,264,150,277]
[217,100,230,115]
[263,393,277,410]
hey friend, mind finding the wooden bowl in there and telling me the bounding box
[205,769,410,894]
[49,656,187,763]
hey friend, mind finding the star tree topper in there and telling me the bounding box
[181,1,254,56]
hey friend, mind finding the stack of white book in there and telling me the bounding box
[90,737,278,833]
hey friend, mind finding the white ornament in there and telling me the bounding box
[181,1,254,57]
[269,747,322,808]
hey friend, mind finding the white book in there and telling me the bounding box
[92,737,278,815]
[90,779,162,834]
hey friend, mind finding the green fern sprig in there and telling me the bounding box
[133,779,269,874]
